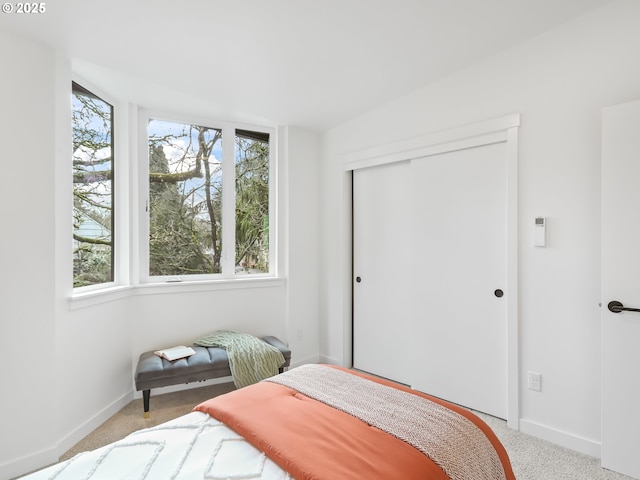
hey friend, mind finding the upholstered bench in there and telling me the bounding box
[134,335,291,418]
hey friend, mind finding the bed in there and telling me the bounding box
[22,364,515,479]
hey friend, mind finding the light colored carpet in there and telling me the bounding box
[473,411,634,480]
[59,383,635,480]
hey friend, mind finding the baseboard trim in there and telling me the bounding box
[519,418,601,458]
[55,390,133,457]
[1,446,58,480]
[317,354,339,365]
[292,354,322,367]
[2,391,133,479]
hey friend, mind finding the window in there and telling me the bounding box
[72,82,115,288]
[145,117,273,281]
[235,129,270,275]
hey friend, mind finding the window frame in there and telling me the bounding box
[71,79,129,294]
[138,109,277,285]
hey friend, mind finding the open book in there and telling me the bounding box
[154,345,196,361]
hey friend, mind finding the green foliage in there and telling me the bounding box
[148,123,222,276]
[147,124,270,277]
[73,247,112,287]
[72,85,114,287]
[235,136,269,273]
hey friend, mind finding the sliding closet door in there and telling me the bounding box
[409,142,508,419]
[351,116,518,421]
[353,161,413,385]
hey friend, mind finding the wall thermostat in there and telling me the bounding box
[534,217,546,247]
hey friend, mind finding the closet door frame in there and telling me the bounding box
[344,114,520,429]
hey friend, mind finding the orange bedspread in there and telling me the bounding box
[195,366,515,480]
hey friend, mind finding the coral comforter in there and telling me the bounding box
[195,364,515,480]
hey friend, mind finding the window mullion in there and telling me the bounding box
[221,127,236,277]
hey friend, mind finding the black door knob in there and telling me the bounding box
[356,276,362,283]
[494,289,504,298]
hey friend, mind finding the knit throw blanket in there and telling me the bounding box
[194,330,285,388]
[267,365,506,480]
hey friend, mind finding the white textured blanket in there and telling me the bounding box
[22,412,292,480]
[267,364,506,480]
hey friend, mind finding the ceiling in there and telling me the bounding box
[0,0,613,131]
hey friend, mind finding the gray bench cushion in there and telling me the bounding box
[135,335,291,391]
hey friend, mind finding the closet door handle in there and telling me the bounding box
[608,300,640,314]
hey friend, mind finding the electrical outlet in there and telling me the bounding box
[528,371,541,392]
[297,328,303,341]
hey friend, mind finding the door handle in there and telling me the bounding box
[607,300,640,314]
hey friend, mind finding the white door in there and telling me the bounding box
[409,142,508,419]
[352,140,508,419]
[353,161,413,385]
[601,99,640,479]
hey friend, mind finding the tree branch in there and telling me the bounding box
[73,233,112,246]
[73,169,204,184]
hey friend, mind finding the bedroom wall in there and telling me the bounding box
[0,29,57,479]
[0,28,322,480]
[320,0,640,457]
[284,126,322,362]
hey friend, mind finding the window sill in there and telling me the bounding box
[68,285,134,311]
[68,277,285,309]
[136,276,285,295]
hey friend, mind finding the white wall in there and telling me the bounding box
[0,29,57,479]
[0,28,322,480]
[283,127,322,364]
[320,0,640,457]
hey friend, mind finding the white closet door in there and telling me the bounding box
[408,142,508,419]
[601,100,640,479]
[353,142,509,419]
[353,160,413,385]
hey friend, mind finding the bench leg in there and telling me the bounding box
[143,389,150,419]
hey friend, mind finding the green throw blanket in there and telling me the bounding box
[194,330,285,388]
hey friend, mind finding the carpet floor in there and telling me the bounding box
[59,383,635,480]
